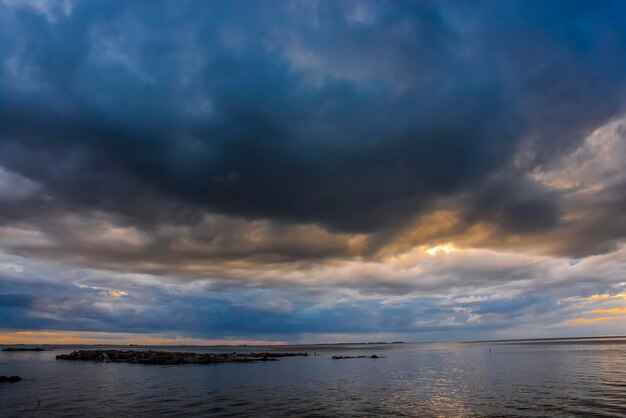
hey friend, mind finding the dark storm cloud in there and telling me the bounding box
[2,0,625,245]
[463,174,562,234]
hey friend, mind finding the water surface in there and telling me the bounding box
[1,338,625,417]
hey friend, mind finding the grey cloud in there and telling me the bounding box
[2,243,626,340]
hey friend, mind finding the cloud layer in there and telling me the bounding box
[1,0,626,342]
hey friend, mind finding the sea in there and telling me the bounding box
[1,337,625,417]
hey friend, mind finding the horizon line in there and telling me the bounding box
[2,335,626,348]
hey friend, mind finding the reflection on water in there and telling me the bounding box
[1,339,626,417]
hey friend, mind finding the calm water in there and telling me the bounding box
[1,338,626,417]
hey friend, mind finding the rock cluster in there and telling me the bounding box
[56,350,308,365]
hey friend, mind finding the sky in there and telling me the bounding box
[1,0,626,345]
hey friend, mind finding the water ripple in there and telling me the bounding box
[1,341,626,417]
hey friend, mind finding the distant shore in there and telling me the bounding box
[2,347,52,352]
[2,336,625,349]
[464,335,626,344]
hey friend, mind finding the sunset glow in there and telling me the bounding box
[423,244,457,256]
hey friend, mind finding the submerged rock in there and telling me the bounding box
[56,350,307,365]
[0,376,22,383]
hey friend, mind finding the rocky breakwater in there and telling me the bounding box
[56,350,308,365]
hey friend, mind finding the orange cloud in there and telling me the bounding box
[569,317,612,324]
[109,290,127,297]
[591,308,626,314]
[585,293,626,301]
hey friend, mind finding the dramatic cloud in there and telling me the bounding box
[2,244,626,342]
[1,0,626,342]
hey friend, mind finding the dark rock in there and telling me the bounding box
[0,376,22,383]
